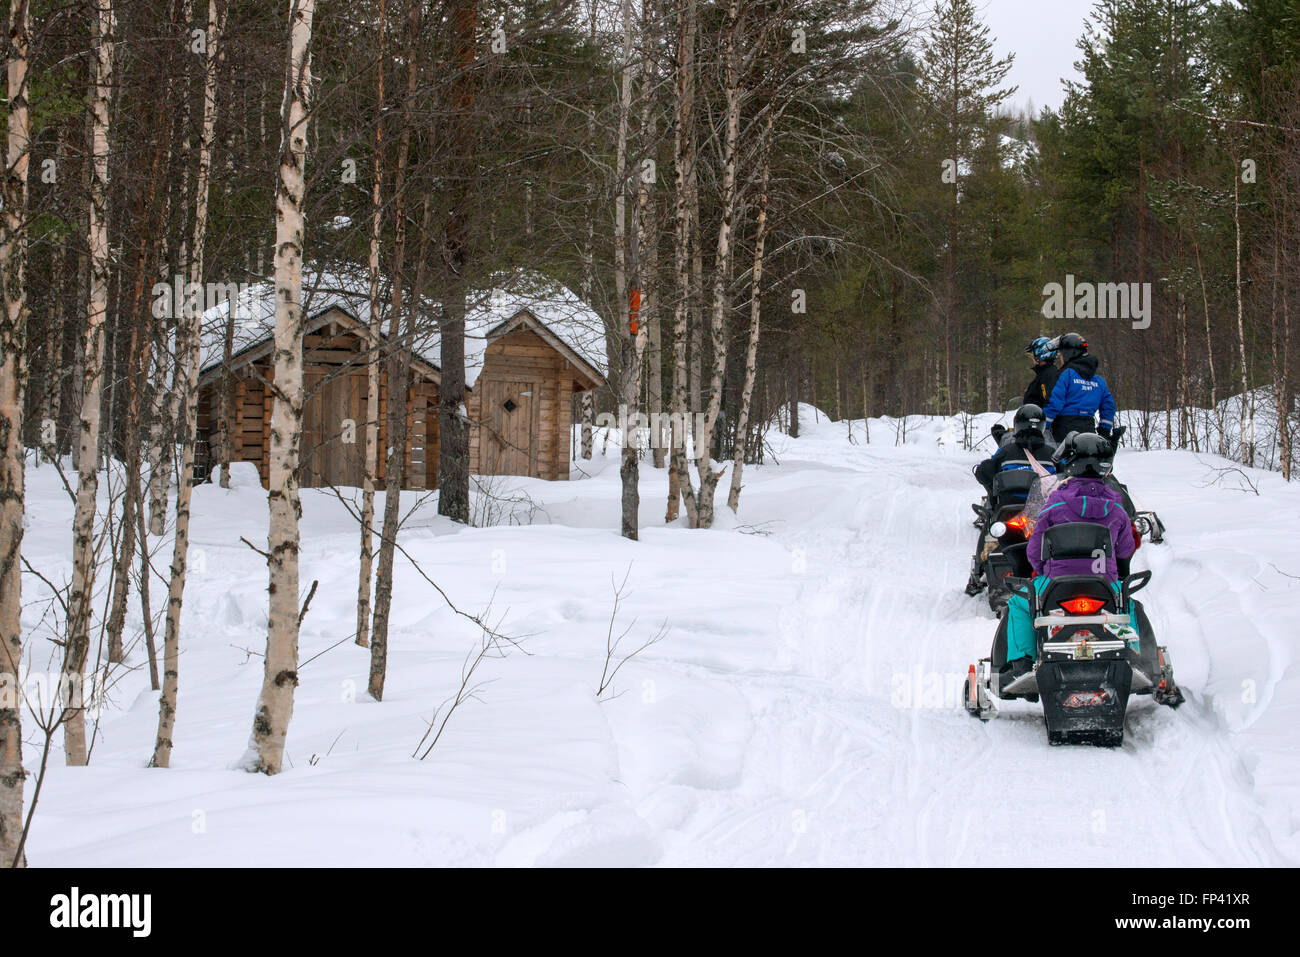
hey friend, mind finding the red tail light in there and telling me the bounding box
[1131,521,1142,549]
[1060,596,1106,615]
[1005,514,1029,537]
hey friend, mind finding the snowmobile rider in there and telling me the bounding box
[1023,336,1061,406]
[1001,432,1136,676]
[974,403,1055,499]
[966,405,1057,596]
[1042,333,1117,443]
[988,338,1059,446]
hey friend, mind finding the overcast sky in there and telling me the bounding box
[978,0,1099,116]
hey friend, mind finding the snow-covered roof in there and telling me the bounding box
[199,268,607,388]
[465,274,609,384]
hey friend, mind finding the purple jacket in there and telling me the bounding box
[1027,477,1135,579]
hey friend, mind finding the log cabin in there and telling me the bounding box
[196,271,607,489]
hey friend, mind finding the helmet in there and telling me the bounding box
[1013,403,1045,441]
[1055,431,1114,478]
[1025,336,1057,364]
[1050,332,1088,364]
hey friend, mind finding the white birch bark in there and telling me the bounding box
[152,0,222,768]
[727,119,771,513]
[667,0,697,525]
[692,0,741,528]
[356,0,386,649]
[245,0,313,774]
[62,0,115,767]
[0,0,31,866]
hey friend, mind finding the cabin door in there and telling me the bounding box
[300,369,366,488]
[481,379,538,477]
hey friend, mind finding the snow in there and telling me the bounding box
[198,267,607,388]
[15,404,1300,865]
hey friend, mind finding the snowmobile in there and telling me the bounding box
[966,424,1166,607]
[968,469,1037,612]
[963,521,1183,746]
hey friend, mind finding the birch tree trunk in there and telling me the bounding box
[1191,235,1222,452]
[0,0,31,866]
[727,120,771,513]
[153,0,221,769]
[62,0,115,767]
[691,0,742,529]
[581,391,593,459]
[244,0,312,775]
[667,0,697,525]
[356,0,386,649]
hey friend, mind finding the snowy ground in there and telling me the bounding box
[17,406,1300,866]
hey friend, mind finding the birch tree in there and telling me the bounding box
[356,0,387,649]
[152,0,222,769]
[666,0,697,525]
[62,0,115,767]
[245,0,314,775]
[0,0,31,867]
[728,116,772,512]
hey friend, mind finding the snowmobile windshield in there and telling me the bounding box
[1021,473,1062,531]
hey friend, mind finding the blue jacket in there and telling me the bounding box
[1044,355,1116,432]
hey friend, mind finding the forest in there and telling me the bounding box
[0,0,1298,870]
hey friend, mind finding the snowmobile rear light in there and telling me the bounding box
[1004,514,1029,537]
[1060,596,1106,615]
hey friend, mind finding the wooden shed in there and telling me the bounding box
[196,274,606,490]
[468,310,605,481]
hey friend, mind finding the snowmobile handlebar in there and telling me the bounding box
[1005,576,1034,600]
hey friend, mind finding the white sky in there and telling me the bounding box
[978,0,1098,116]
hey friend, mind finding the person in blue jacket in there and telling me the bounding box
[1043,332,1117,443]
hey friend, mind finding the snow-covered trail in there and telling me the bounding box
[16,408,1300,866]
[654,435,1283,865]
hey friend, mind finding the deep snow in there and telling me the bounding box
[15,406,1300,866]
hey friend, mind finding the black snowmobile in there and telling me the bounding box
[963,521,1183,746]
[968,470,1037,612]
[966,422,1166,611]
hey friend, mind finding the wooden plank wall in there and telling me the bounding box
[469,327,586,481]
[197,314,442,490]
[198,313,594,488]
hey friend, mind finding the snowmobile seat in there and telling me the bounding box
[1039,521,1112,563]
[991,470,1036,506]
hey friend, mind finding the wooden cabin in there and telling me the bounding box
[197,280,606,490]
[468,310,605,481]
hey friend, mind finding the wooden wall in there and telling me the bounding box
[467,327,580,481]
[199,314,595,489]
[197,318,439,490]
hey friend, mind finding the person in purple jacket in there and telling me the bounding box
[1003,433,1136,676]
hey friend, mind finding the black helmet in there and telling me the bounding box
[1013,403,1045,440]
[1051,332,1089,364]
[1055,431,1114,478]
